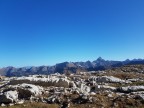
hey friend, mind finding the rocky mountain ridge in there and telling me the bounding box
[0,57,144,77]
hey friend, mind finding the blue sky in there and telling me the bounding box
[0,0,144,67]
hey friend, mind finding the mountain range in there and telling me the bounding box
[0,57,144,77]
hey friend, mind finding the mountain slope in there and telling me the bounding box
[0,57,144,77]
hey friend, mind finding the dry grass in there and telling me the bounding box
[0,102,59,108]
[0,98,144,108]
[105,72,142,79]
[112,96,144,108]
[9,80,69,88]
[105,65,144,80]
[109,81,144,88]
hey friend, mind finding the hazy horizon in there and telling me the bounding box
[0,0,144,67]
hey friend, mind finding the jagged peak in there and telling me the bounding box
[93,57,105,62]
[97,57,104,61]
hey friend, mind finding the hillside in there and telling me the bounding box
[0,64,144,108]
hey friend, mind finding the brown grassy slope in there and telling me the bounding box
[0,102,59,108]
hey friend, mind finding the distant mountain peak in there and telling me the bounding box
[97,57,104,61]
[93,57,105,63]
[1,58,144,77]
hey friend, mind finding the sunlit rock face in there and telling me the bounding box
[0,90,18,104]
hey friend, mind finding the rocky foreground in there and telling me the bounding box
[0,65,144,108]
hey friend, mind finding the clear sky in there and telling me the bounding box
[0,0,144,67]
